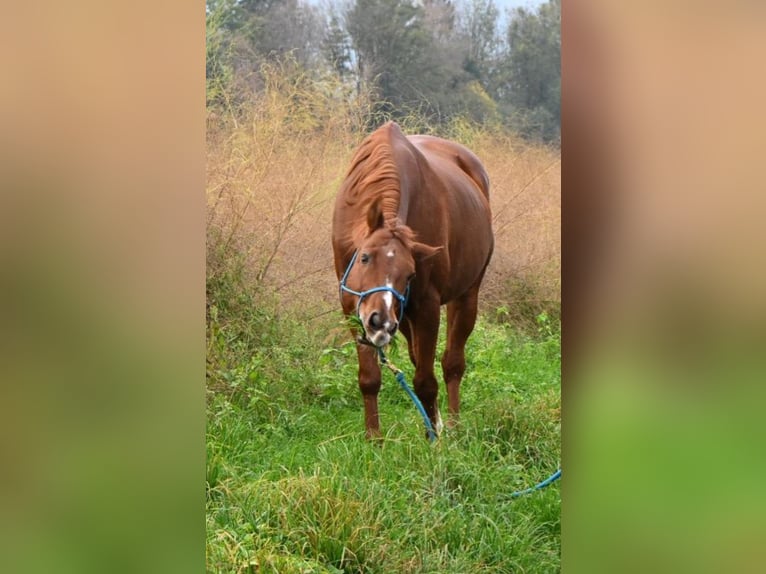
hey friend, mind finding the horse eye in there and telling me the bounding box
[360,253,370,264]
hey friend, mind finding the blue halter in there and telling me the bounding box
[339,250,410,323]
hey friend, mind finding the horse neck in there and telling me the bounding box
[396,172,410,224]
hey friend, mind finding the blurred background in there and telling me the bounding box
[563,2,766,572]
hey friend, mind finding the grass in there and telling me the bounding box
[206,315,560,573]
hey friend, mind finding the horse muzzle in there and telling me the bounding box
[362,312,398,348]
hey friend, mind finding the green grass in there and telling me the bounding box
[206,315,560,573]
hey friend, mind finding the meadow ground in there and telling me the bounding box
[206,313,560,573]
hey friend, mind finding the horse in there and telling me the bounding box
[332,121,494,439]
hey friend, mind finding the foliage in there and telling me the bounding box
[206,0,237,109]
[347,0,441,120]
[206,0,561,143]
[323,12,353,79]
[499,0,561,142]
[460,0,501,87]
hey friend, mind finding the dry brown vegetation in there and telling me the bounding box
[206,65,560,334]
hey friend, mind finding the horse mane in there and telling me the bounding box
[340,123,415,249]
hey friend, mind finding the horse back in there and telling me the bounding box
[407,135,490,200]
[404,135,494,302]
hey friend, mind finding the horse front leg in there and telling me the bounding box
[399,317,418,368]
[356,343,382,439]
[410,298,442,437]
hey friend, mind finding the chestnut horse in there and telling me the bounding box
[332,121,494,439]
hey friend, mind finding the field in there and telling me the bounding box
[206,319,560,573]
[206,68,561,573]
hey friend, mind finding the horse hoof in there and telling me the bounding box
[365,430,383,444]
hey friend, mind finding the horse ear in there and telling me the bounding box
[412,242,442,261]
[366,198,384,232]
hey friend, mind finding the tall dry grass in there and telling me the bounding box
[473,132,561,325]
[206,63,560,340]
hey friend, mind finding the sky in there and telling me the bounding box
[480,0,545,29]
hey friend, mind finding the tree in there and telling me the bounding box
[422,0,457,43]
[347,0,444,118]
[207,0,326,73]
[205,0,559,140]
[500,0,560,142]
[346,0,496,123]
[323,13,353,78]
[251,0,324,68]
[459,0,500,86]
[206,0,242,107]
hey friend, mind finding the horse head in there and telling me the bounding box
[342,198,440,347]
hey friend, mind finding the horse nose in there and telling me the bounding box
[368,311,383,330]
[368,312,397,335]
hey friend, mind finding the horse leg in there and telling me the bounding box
[441,283,481,429]
[411,298,442,436]
[399,317,418,368]
[356,343,382,439]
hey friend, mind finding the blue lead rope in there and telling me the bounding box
[376,347,437,442]
[375,347,560,497]
[340,248,560,495]
[510,468,562,498]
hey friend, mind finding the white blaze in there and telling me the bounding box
[365,276,396,347]
[383,277,393,315]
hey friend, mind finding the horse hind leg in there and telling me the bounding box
[441,284,481,429]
